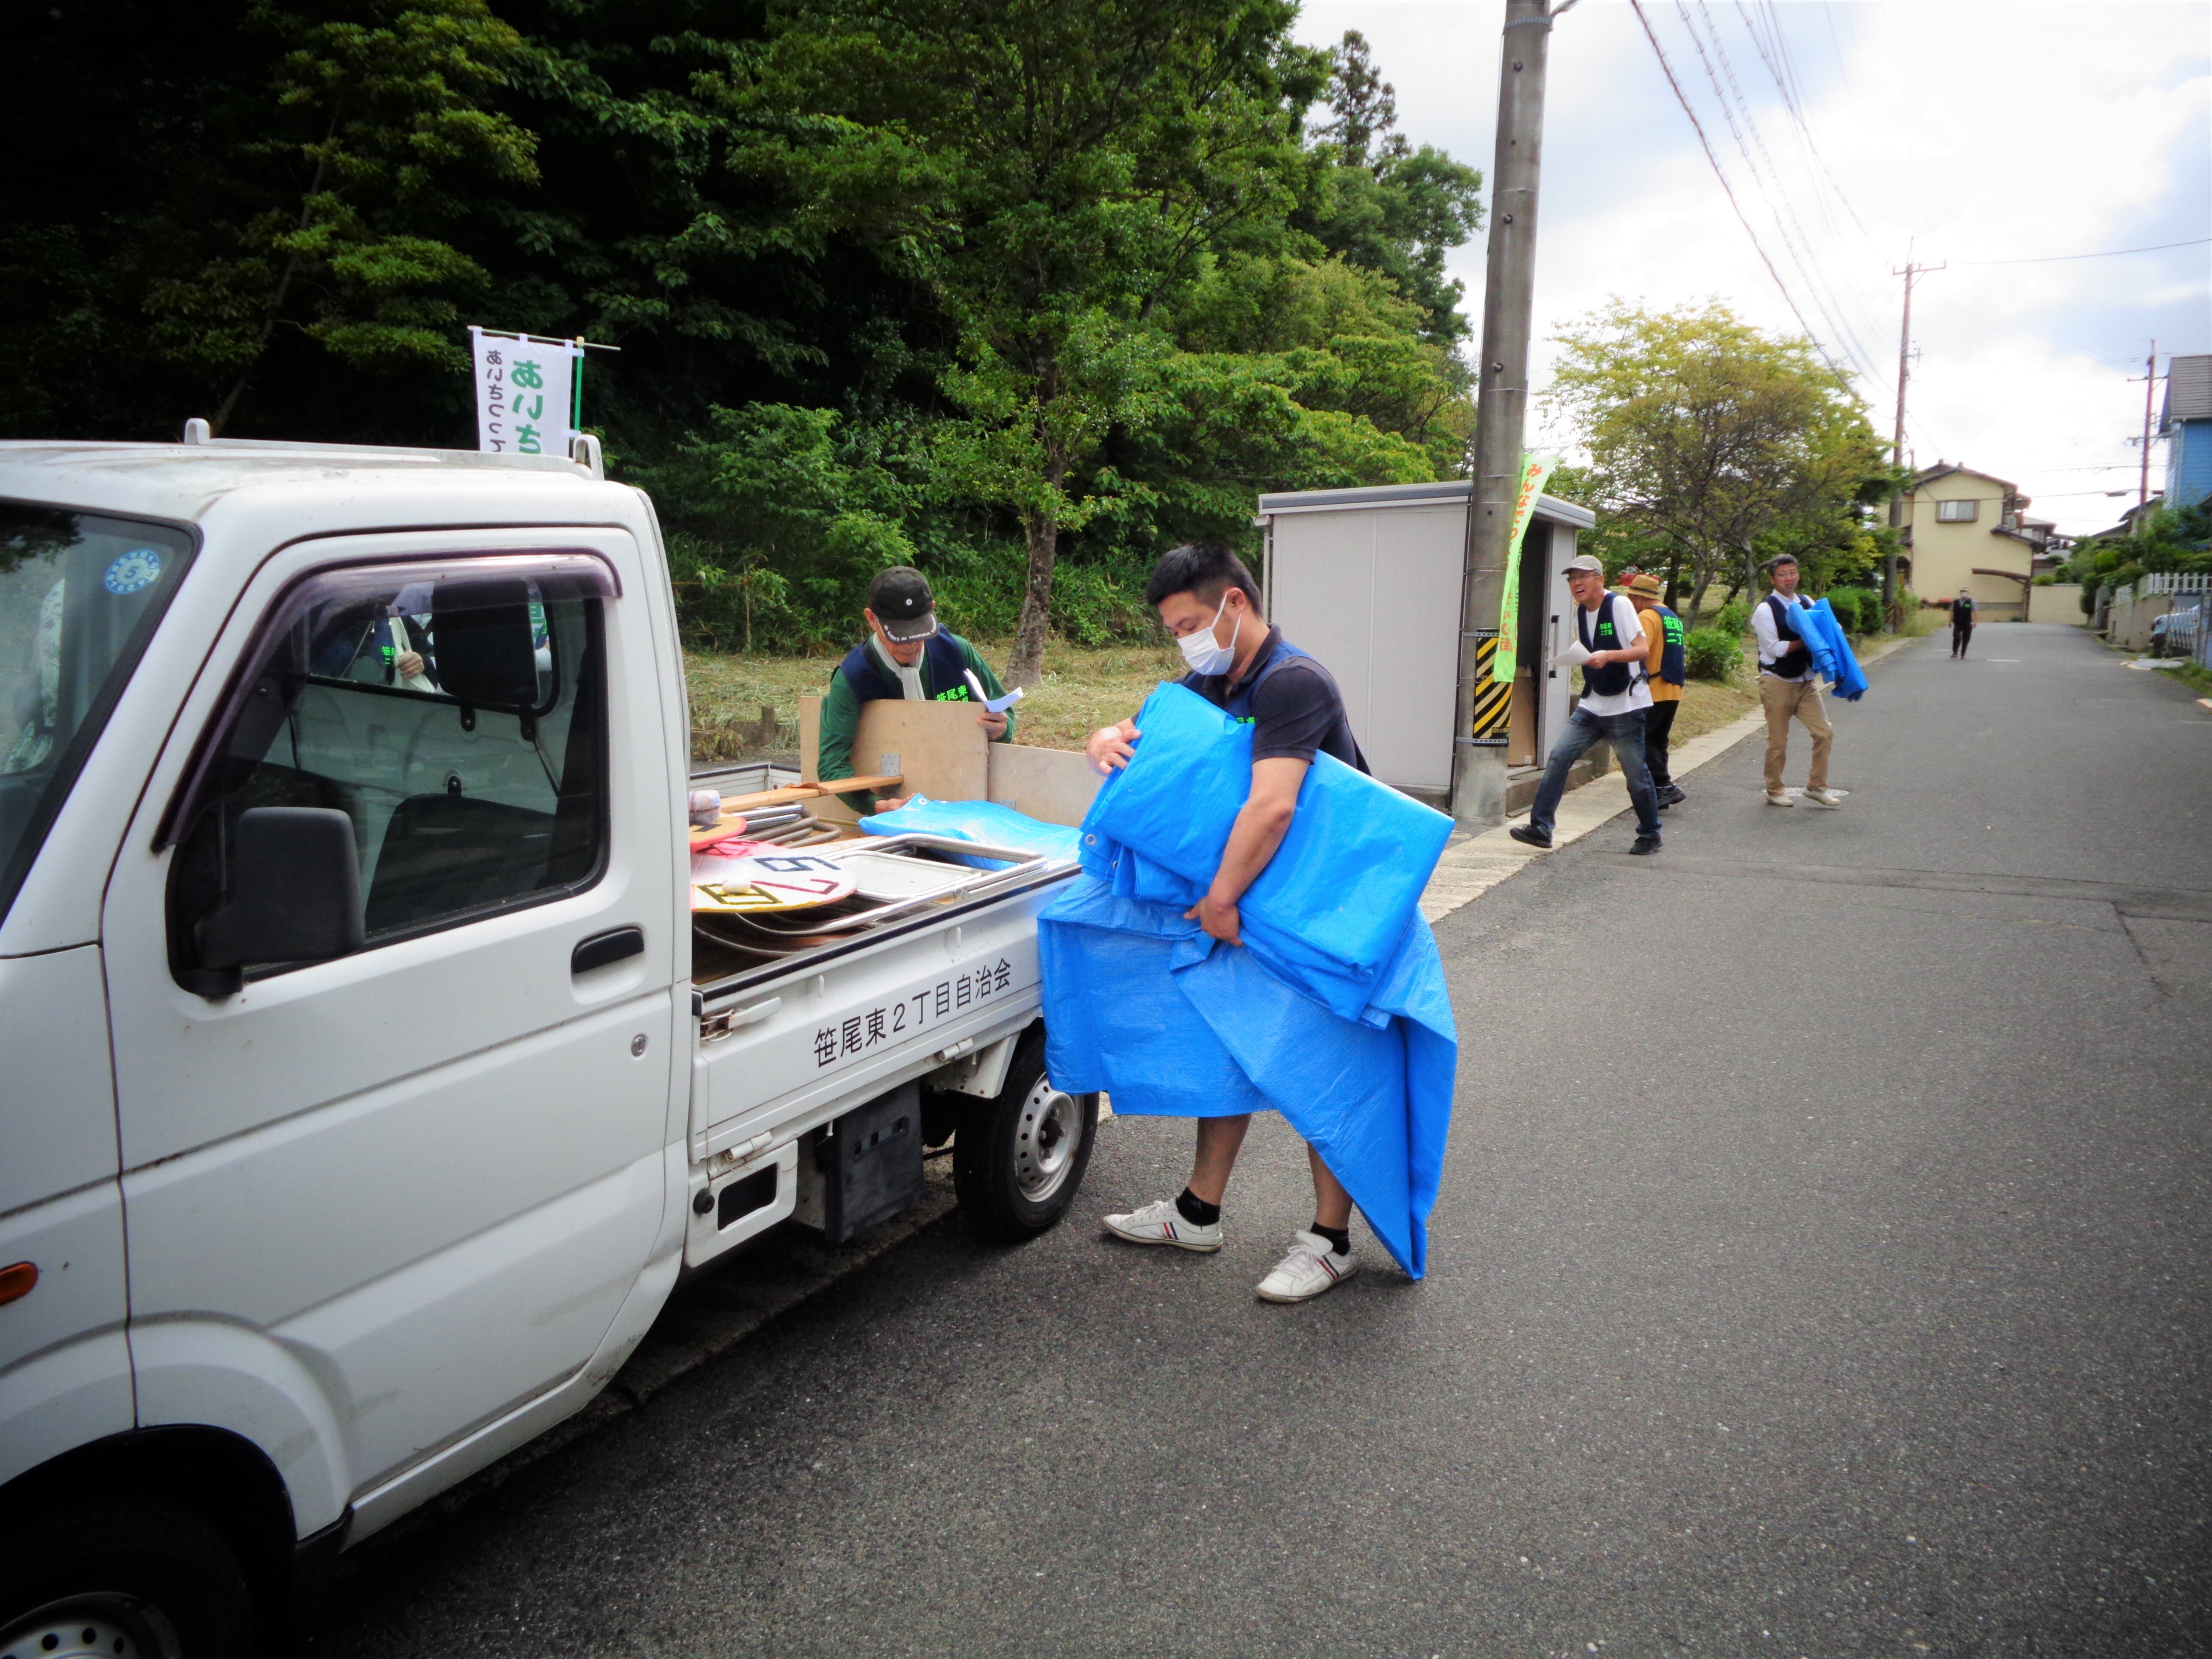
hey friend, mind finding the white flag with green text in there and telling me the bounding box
[470,327,579,458]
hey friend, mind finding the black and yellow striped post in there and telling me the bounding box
[1467,629,1509,747]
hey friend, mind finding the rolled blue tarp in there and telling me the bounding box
[1798,598,1869,701]
[1040,682,1458,1279]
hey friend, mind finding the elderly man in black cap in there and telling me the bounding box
[1508,553,1663,856]
[817,566,1017,812]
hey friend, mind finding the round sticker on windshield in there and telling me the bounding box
[103,548,164,596]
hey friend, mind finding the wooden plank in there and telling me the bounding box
[852,699,990,802]
[987,743,1103,827]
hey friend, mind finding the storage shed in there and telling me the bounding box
[1256,480,1596,806]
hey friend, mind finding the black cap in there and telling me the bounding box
[866,566,937,641]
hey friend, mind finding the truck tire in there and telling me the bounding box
[0,1500,255,1659]
[951,1027,1098,1241]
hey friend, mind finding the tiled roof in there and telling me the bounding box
[2163,355,2212,428]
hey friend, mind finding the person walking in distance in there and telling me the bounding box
[1627,572,1686,808]
[1951,589,1976,659]
[1753,554,1840,808]
[1508,554,1663,855]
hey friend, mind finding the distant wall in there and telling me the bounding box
[2104,587,2171,651]
[2028,583,2083,625]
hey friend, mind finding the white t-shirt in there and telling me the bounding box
[1575,593,1653,718]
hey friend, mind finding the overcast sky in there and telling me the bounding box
[1294,0,2212,535]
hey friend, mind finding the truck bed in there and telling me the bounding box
[689,833,1075,997]
[684,832,1078,1163]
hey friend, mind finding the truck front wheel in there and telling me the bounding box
[951,1028,1098,1241]
[0,1500,255,1659]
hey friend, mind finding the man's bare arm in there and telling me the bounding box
[1188,756,1309,945]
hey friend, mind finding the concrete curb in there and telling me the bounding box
[1419,631,1922,923]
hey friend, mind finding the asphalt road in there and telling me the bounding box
[310,626,2212,1658]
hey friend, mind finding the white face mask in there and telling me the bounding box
[1176,590,1241,676]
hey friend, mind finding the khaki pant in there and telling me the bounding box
[1759,675,1832,793]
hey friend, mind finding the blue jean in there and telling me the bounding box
[1528,705,1660,840]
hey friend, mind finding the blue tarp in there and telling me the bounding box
[858,795,1082,868]
[1798,598,1869,701]
[1039,682,1458,1278]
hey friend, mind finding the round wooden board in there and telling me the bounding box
[690,846,860,913]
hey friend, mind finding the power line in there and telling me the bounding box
[1683,1,1884,383]
[1735,0,1872,240]
[1626,0,1849,381]
[1819,0,1853,98]
[1951,237,2212,267]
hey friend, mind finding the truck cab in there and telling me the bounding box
[0,436,1094,1656]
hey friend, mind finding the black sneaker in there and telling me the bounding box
[1630,835,1662,856]
[1507,824,1553,850]
[1656,783,1686,807]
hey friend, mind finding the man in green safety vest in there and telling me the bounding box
[818,566,1016,813]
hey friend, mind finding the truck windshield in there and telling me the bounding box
[0,502,194,923]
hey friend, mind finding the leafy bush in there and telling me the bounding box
[1683,626,1741,682]
[1826,586,1879,636]
[1714,598,1751,639]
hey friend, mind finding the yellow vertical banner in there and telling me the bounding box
[1492,451,1558,684]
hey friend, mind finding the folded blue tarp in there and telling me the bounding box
[1040,681,1458,1278]
[858,794,1082,868]
[1798,598,1869,701]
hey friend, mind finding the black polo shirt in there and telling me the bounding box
[1178,625,1369,773]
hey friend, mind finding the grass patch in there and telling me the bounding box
[686,640,1183,766]
[2154,658,2212,698]
[1669,680,1760,742]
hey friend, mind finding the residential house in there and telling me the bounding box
[2084,495,2163,543]
[1900,463,2044,619]
[2162,354,2212,508]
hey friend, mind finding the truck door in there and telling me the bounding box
[0,505,189,1483]
[99,531,681,1527]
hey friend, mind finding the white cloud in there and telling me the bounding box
[1296,0,2212,532]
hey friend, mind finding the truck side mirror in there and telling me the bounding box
[196,807,366,976]
[433,577,542,712]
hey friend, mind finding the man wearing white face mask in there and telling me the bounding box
[1084,542,1372,1303]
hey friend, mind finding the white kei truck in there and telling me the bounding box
[0,434,1100,1658]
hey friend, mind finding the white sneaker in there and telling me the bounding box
[1255,1231,1358,1303]
[1764,790,1795,808]
[1103,1197,1223,1252]
[1804,788,1845,808]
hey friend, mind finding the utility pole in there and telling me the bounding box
[1885,252,1942,626]
[1451,0,1569,829]
[2133,341,2160,507]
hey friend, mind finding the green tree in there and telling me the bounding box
[2,0,545,441]
[1543,300,1890,617]
[1300,32,1484,348]
[727,0,1322,681]
[164,0,544,431]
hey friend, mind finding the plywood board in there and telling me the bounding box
[798,694,824,784]
[852,699,990,802]
[988,743,1103,827]
[1507,669,1536,769]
